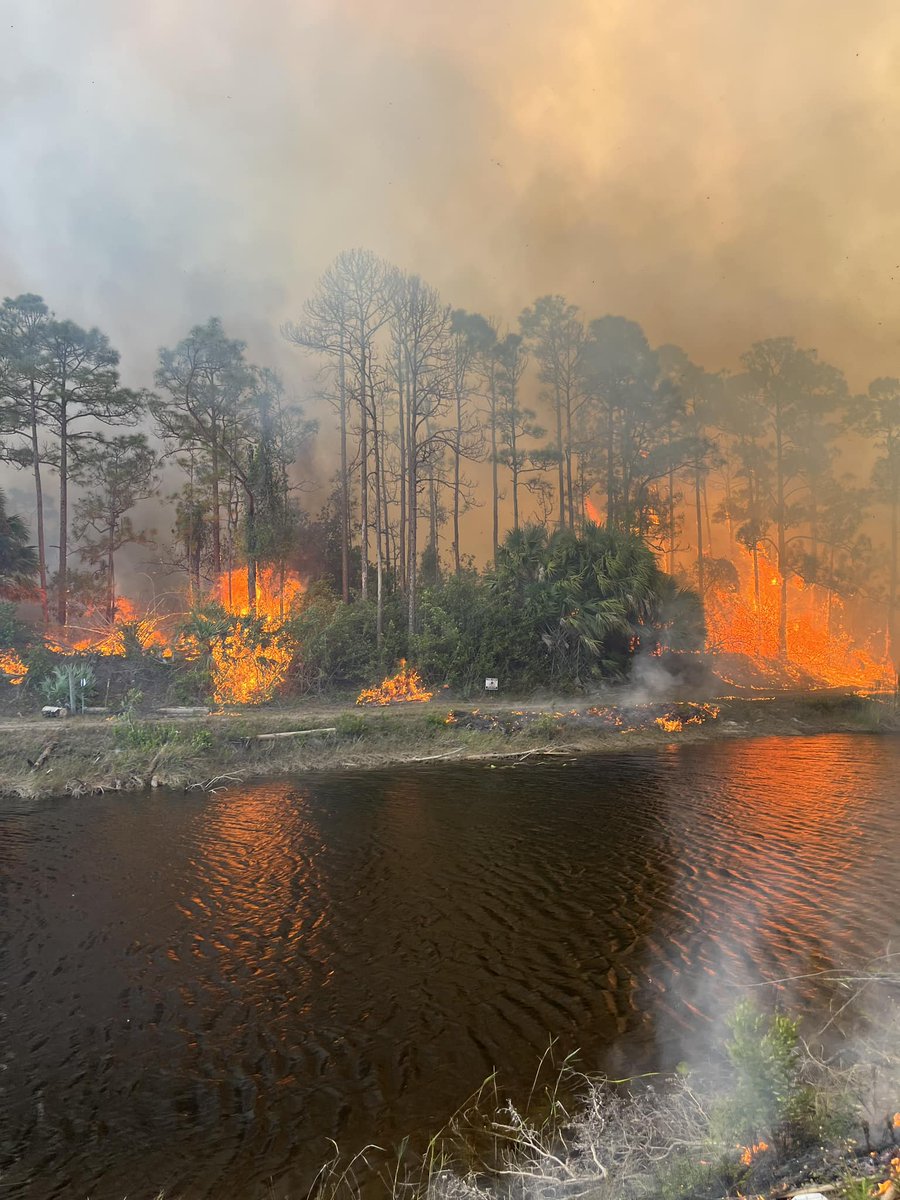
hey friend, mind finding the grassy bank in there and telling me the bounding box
[1,689,898,801]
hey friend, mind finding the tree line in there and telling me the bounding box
[1,253,898,667]
[286,249,899,661]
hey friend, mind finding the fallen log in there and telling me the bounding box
[255,727,337,740]
[28,741,56,770]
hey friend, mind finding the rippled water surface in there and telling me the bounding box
[3,735,899,1198]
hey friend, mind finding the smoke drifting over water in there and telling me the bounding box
[4,0,900,390]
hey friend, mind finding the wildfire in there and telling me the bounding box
[214,566,304,620]
[584,496,604,525]
[209,623,294,706]
[739,1141,770,1166]
[0,648,27,684]
[356,661,434,705]
[208,566,304,704]
[655,715,683,732]
[56,597,171,657]
[705,546,893,689]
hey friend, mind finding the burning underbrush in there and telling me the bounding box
[0,566,307,710]
[705,547,894,692]
[445,700,721,738]
[357,661,434,706]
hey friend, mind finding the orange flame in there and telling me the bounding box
[356,660,433,705]
[655,715,683,732]
[584,496,604,525]
[705,546,892,689]
[208,567,304,704]
[48,597,171,658]
[739,1140,769,1166]
[214,566,304,620]
[0,648,27,684]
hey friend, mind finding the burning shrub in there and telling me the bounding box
[356,661,433,705]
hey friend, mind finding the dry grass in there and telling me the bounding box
[2,691,898,801]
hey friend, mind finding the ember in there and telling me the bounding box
[356,661,433,705]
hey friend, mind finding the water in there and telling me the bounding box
[2,734,899,1199]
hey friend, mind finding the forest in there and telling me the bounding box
[0,247,897,704]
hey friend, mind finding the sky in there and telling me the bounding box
[3,0,900,575]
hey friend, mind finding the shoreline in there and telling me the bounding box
[1,689,897,801]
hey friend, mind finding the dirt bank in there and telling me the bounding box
[1,689,897,801]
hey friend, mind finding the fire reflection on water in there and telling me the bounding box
[3,735,899,1199]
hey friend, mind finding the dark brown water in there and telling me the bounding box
[2,735,899,1199]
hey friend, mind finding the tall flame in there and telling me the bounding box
[208,566,304,704]
[584,496,604,525]
[705,547,892,689]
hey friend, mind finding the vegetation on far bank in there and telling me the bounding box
[2,690,897,802]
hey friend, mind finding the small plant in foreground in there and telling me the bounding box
[713,1000,822,1157]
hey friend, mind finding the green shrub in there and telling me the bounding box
[714,1001,822,1157]
[336,712,367,738]
[39,662,97,710]
[114,720,179,751]
[190,728,214,751]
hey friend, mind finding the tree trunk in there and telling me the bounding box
[211,440,222,578]
[694,466,704,602]
[890,479,898,666]
[372,389,384,647]
[407,382,418,637]
[453,385,462,574]
[245,490,257,615]
[29,381,49,625]
[338,340,350,604]
[397,346,407,592]
[775,409,788,660]
[490,371,499,557]
[667,461,676,575]
[606,406,615,528]
[555,386,565,530]
[564,388,575,530]
[359,319,369,602]
[57,397,68,625]
[106,528,116,625]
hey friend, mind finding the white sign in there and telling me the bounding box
[485,677,499,691]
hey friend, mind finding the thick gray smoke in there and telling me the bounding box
[4,0,900,388]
